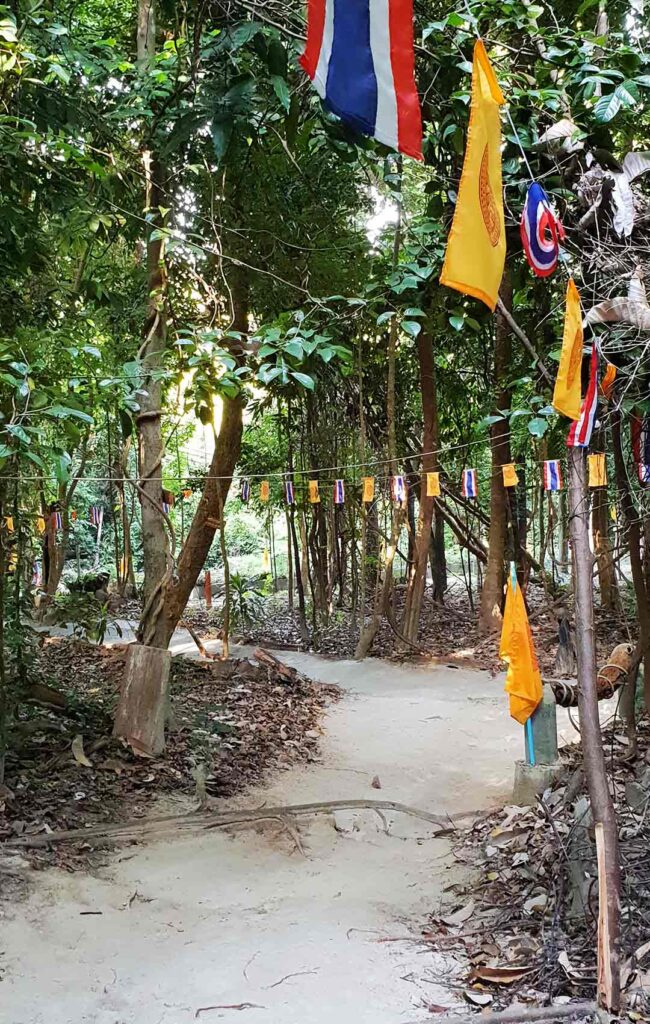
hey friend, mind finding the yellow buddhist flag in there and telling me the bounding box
[588,453,607,488]
[262,547,270,572]
[362,477,375,503]
[309,480,320,504]
[259,480,270,502]
[36,515,46,535]
[500,576,543,725]
[439,40,505,311]
[502,463,519,488]
[552,278,583,420]
[4,516,14,533]
[600,362,617,400]
[426,472,441,497]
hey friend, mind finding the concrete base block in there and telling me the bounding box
[513,760,564,806]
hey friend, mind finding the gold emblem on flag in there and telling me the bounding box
[479,144,500,247]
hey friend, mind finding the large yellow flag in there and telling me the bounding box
[440,40,505,311]
[499,577,543,725]
[588,453,607,488]
[552,278,583,420]
[426,472,441,497]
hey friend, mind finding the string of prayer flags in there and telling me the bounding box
[260,480,270,502]
[588,453,607,488]
[309,480,320,504]
[391,475,406,503]
[334,479,345,505]
[285,480,295,505]
[502,464,519,488]
[362,477,375,503]
[439,40,505,311]
[520,182,564,278]
[600,362,617,401]
[299,0,423,161]
[90,506,103,527]
[500,572,543,725]
[567,344,598,448]
[462,468,478,499]
[553,278,584,421]
[241,479,251,503]
[543,460,563,492]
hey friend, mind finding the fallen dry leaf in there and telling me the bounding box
[71,734,92,768]
[469,965,534,986]
[442,900,475,927]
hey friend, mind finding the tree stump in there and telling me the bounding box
[113,644,171,755]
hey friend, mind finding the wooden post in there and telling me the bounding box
[203,570,212,609]
[567,447,621,1012]
[113,644,171,755]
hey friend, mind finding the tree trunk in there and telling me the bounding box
[479,277,513,634]
[568,447,621,1013]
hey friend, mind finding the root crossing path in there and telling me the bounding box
[2,650,523,1024]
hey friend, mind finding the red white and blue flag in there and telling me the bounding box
[543,460,563,492]
[89,506,103,527]
[520,182,564,278]
[241,480,251,503]
[391,475,406,503]
[334,479,345,504]
[567,345,598,448]
[631,412,650,485]
[52,511,63,530]
[300,0,423,160]
[462,468,478,499]
[285,480,295,505]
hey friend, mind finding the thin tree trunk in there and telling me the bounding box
[568,447,621,1013]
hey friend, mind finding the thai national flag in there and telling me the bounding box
[32,560,41,585]
[300,0,423,160]
[520,182,564,278]
[334,479,345,504]
[285,480,295,505]
[462,469,477,499]
[89,506,103,527]
[567,345,598,448]
[241,480,251,503]
[543,460,563,492]
[53,511,63,530]
[391,475,405,503]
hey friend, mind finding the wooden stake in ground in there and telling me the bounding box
[567,446,621,1012]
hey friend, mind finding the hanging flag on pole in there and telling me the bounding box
[599,362,617,401]
[52,511,63,531]
[391,475,406,503]
[588,453,607,488]
[631,412,650,485]
[439,40,506,311]
[502,464,519,488]
[500,572,543,725]
[36,515,46,535]
[426,471,440,497]
[182,488,193,499]
[262,547,271,572]
[70,509,77,523]
[241,479,251,504]
[299,0,423,160]
[32,560,42,586]
[4,516,14,533]
[520,182,564,278]
[309,480,320,504]
[161,491,174,515]
[285,480,295,505]
[567,344,598,448]
[90,506,103,527]
[260,480,270,502]
[462,468,478,498]
[334,479,345,505]
[362,476,375,503]
[543,460,563,492]
[553,278,584,421]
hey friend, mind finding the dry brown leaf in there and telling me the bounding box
[469,966,534,986]
[442,900,475,927]
[71,734,92,768]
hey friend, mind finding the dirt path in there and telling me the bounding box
[1,652,523,1024]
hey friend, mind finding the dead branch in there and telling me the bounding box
[404,1001,598,1024]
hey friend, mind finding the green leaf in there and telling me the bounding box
[615,80,640,106]
[376,311,395,325]
[401,320,422,337]
[211,118,234,160]
[283,340,304,359]
[449,316,464,331]
[528,417,548,438]
[271,75,290,111]
[404,307,426,317]
[593,91,622,123]
[291,371,315,390]
[46,405,93,424]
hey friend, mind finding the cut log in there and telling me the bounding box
[253,647,300,683]
[113,643,171,756]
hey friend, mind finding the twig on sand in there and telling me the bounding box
[265,969,318,989]
[195,1004,264,1018]
[404,1001,599,1024]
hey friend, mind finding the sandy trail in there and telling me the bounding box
[1,647,526,1024]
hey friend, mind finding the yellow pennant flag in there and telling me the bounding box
[600,362,617,400]
[4,516,14,533]
[500,576,543,725]
[440,40,505,311]
[588,453,607,488]
[362,477,375,503]
[262,547,270,572]
[553,278,584,420]
[36,515,46,535]
[308,480,320,504]
[426,472,441,497]
[259,480,270,502]
[502,463,519,488]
